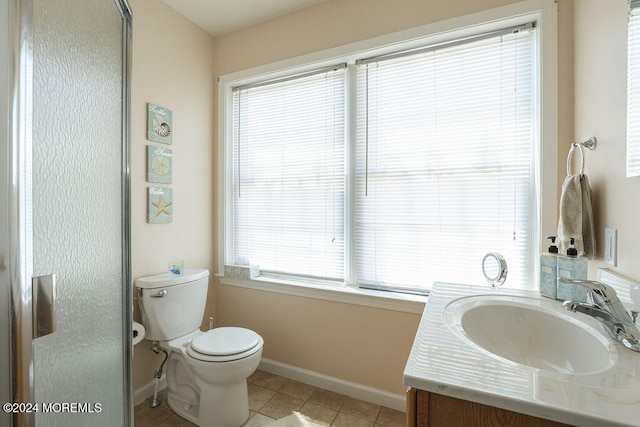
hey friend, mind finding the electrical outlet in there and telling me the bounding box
[604,228,617,266]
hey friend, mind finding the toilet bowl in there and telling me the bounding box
[137,269,264,427]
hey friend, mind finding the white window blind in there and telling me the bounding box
[355,26,535,293]
[232,66,347,281]
[628,1,640,177]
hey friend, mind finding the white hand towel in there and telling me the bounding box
[557,174,596,259]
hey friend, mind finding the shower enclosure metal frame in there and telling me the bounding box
[2,0,133,425]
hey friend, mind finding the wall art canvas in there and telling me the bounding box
[147,186,173,224]
[147,103,172,144]
[147,145,173,184]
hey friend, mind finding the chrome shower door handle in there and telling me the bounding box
[150,289,167,298]
[32,274,56,338]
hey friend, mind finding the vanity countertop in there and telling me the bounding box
[403,282,640,427]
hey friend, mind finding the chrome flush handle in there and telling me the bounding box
[150,289,167,298]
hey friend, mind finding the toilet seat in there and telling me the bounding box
[186,327,262,362]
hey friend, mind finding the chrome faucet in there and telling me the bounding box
[559,279,640,352]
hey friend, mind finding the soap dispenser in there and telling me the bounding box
[540,236,559,299]
[556,237,588,302]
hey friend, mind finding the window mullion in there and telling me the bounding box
[346,63,358,287]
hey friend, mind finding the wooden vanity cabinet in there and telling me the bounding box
[406,388,573,427]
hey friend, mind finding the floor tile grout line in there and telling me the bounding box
[274,374,382,425]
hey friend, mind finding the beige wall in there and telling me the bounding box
[129,0,215,390]
[573,0,640,281]
[216,286,420,394]
[212,0,517,76]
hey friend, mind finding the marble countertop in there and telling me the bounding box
[403,282,640,427]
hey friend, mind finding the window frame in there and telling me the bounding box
[217,0,558,313]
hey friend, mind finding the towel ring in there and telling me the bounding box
[566,143,585,176]
[566,137,597,176]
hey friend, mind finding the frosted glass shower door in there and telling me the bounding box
[29,0,131,425]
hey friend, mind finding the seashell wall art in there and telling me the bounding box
[147,103,173,145]
[147,145,173,184]
[146,103,174,224]
[147,186,173,224]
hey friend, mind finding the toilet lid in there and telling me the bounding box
[190,327,261,357]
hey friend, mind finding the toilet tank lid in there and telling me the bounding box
[135,269,209,289]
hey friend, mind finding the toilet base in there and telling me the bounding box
[167,392,199,425]
[167,379,250,427]
[164,348,260,427]
[200,378,250,427]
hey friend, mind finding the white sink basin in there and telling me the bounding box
[444,295,617,374]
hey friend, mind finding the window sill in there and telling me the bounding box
[216,274,427,314]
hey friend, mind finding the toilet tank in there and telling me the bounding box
[136,269,209,341]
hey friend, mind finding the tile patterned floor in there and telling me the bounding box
[134,370,406,427]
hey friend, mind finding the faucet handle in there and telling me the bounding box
[558,279,619,304]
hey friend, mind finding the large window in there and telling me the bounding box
[224,20,539,295]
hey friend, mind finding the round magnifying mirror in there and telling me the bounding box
[482,252,508,287]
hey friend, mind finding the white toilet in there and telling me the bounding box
[137,269,263,427]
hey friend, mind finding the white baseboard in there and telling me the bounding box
[258,358,406,412]
[133,359,407,413]
[134,374,167,407]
